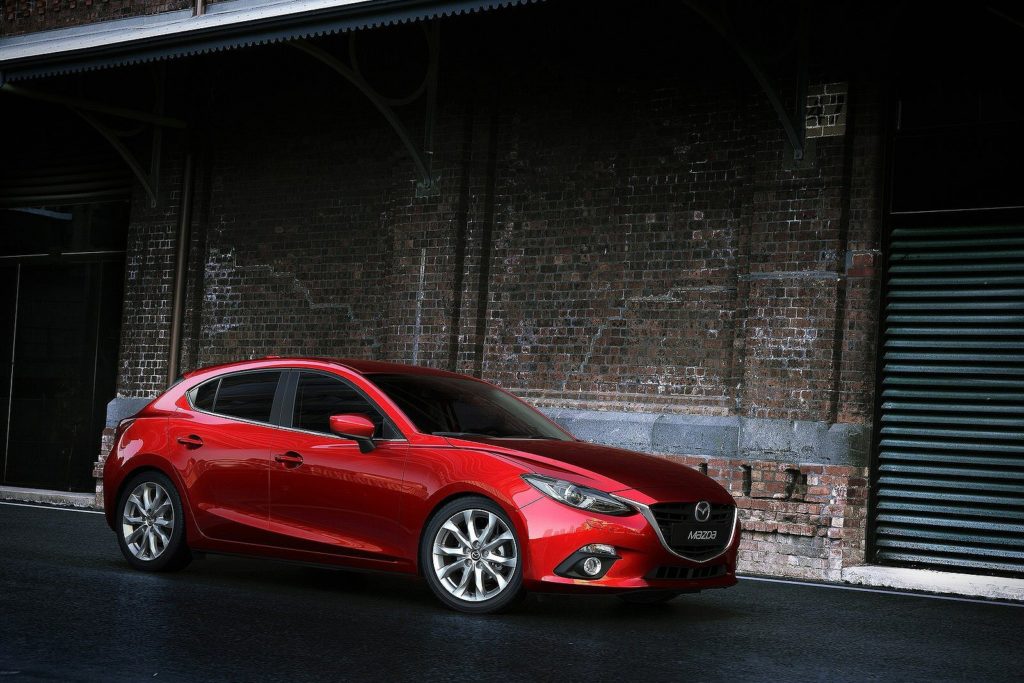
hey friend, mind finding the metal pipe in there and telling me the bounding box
[167,154,194,386]
[3,264,20,482]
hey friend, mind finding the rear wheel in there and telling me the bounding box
[421,496,523,614]
[617,590,682,605]
[116,471,191,572]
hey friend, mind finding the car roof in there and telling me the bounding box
[182,357,471,380]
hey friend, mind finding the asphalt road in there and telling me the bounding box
[0,503,1019,683]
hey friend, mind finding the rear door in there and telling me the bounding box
[171,370,284,545]
[267,370,409,563]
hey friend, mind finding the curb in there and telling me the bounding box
[0,485,98,510]
[840,565,1024,603]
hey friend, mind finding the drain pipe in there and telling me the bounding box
[167,153,194,386]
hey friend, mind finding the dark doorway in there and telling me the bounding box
[872,5,1024,577]
[0,203,127,492]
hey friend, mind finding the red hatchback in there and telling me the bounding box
[103,358,739,612]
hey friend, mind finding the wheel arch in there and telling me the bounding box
[108,461,190,538]
[414,489,528,577]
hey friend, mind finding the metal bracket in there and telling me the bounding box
[75,109,158,205]
[292,22,441,197]
[684,1,810,160]
[1,67,181,206]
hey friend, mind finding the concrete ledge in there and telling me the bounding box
[542,407,870,466]
[106,397,152,428]
[0,485,98,510]
[842,565,1024,603]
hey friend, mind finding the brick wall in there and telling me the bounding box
[81,3,884,578]
[1,0,191,36]
[116,145,184,398]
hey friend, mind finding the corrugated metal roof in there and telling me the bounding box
[0,0,536,82]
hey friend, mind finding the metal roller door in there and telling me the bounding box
[875,223,1024,576]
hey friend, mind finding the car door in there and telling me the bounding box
[171,369,284,545]
[267,370,409,563]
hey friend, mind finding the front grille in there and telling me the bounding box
[647,564,727,581]
[650,502,734,560]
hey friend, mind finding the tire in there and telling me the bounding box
[421,496,524,614]
[616,590,682,605]
[116,471,192,572]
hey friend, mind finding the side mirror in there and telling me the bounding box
[329,414,377,453]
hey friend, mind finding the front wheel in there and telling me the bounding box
[116,471,192,572]
[421,496,524,614]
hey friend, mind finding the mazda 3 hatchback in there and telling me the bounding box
[103,357,739,613]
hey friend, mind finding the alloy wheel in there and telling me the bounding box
[121,481,175,561]
[431,508,518,602]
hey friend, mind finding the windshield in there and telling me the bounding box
[368,374,572,440]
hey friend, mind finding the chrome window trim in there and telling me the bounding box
[183,403,409,444]
[613,495,738,564]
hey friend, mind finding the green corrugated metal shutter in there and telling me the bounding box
[875,224,1024,576]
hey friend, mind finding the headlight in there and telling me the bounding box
[521,474,634,516]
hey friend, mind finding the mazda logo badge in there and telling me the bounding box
[695,500,711,522]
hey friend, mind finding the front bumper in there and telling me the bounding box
[516,491,740,593]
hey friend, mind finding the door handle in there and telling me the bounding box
[274,452,304,468]
[176,434,204,449]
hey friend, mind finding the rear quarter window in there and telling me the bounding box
[191,380,218,411]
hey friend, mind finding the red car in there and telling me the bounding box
[103,358,739,613]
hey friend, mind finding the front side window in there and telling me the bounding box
[192,371,280,424]
[368,374,570,440]
[292,372,391,438]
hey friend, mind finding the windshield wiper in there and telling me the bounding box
[432,431,550,439]
[432,431,490,437]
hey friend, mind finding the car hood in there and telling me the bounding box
[443,436,733,503]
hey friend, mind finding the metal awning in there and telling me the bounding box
[0,0,534,82]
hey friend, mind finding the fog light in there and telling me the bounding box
[580,543,616,556]
[582,557,603,576]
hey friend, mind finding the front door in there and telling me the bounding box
[268,371,409,563]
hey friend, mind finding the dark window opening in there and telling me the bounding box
[212,372,280,424]
[368,374,570,440]
[192,380,218,412]
[890,7,1024,214]
[292,372,390,438]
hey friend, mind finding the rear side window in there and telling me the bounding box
[192,380,217,411]
[192,371,280,424]
[292,372,389,438]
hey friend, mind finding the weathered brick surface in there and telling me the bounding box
[115,146,183,398]
[665,454,868,579]
[836,83,885,424]
[1,0,190,36]
[93,427,115,507]
[480,81,747,415]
